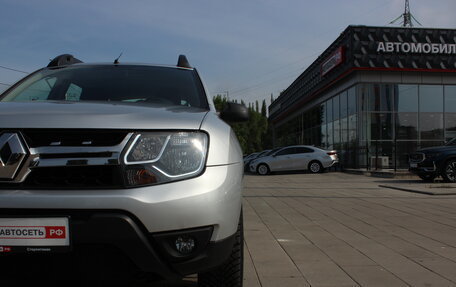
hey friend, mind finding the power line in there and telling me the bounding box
[0,65,29,74]
[231,52,321,94]
[0,82,12,86]
[227,52,321,103]
[227,0,398,102]
[230,67,303,97]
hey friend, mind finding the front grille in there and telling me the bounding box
[409,153,425,163]
[21,129,129,147]
[0,166,125,189]
[0,129,133,189]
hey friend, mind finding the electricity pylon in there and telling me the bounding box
[390,0,422,27]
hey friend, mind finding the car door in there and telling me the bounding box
[293,147,315,170]
[269,147,296,171]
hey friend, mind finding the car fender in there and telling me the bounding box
[200,112,243,166]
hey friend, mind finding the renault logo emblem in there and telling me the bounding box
[0,133,27,180]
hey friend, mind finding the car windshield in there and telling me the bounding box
[256,150,270,158]
[246,153,258,159]
[446,138,456,146]
[0,65,209,109]
[266,147,282,156]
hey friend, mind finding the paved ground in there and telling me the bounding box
[5,172,456,286]
[242,172,456,287]
[379,179,456,195]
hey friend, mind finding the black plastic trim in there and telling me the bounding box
[0,209,236,279]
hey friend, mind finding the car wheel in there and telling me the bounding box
[308,161,323,173]
[442,159,456,183]
[418,173,436,182]
[198,210,244,287]
[257,164,270,175]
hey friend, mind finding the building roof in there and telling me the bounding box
[269,25,456,122]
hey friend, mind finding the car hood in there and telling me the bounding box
[0,101,209,130]
[417,145,455,153]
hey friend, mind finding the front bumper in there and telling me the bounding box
[0,210,235,279]
[0,164,242,241]
[409,160,438,174]
[0,164,243,278]
[409,160,440,176]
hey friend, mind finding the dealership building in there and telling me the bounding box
[269,25,456,170]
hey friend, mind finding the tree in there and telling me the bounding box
[212,96,272,154]
[261,99,267,117]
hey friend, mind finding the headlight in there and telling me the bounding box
[123,132,208,186]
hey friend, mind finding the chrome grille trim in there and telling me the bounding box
[0,132,134,183]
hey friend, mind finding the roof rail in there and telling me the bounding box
[47,54,83,67]
[177,55,191,68]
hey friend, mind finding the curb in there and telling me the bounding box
[379,184,456,196]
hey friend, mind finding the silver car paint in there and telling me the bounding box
[0,105,243,242]
[250,145,334,173]
[200,112,243,166]
[0,102,208,130]
[0,163,242,242]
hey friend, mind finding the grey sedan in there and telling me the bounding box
[249,145,337,175]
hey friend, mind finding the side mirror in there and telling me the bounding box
[220,102,249,122]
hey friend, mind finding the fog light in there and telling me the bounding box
[175,236,195,255]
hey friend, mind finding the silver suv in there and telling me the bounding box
[0,54,247,286]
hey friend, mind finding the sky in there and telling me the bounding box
[0,0,455,106]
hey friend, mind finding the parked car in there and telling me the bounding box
[409,138,456,182]
[326,149,339,165]
[0,54,247,286]
[244,149,269,169]
[243,152,259,170]
[249,145,337,175]
[255,149,272,159]
[243,148,284,172]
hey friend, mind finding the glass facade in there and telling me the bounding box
[275,83,456,170]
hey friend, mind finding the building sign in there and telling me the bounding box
[321,47,344,76]
[377,42,456,54]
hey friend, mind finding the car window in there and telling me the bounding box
[65,83,82,101]
[1,66,209,109]
[11,76,56,101]
[295,147,314,154]
[275,148,296,156]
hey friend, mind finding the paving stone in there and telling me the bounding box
[295,260,360,286]
[243,243,262,287]
[341,265,407,287]
[242,172,456,286]
[259,277,310,287]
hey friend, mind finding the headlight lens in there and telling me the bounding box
[126,133,169,163]
[124,132,208,186]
